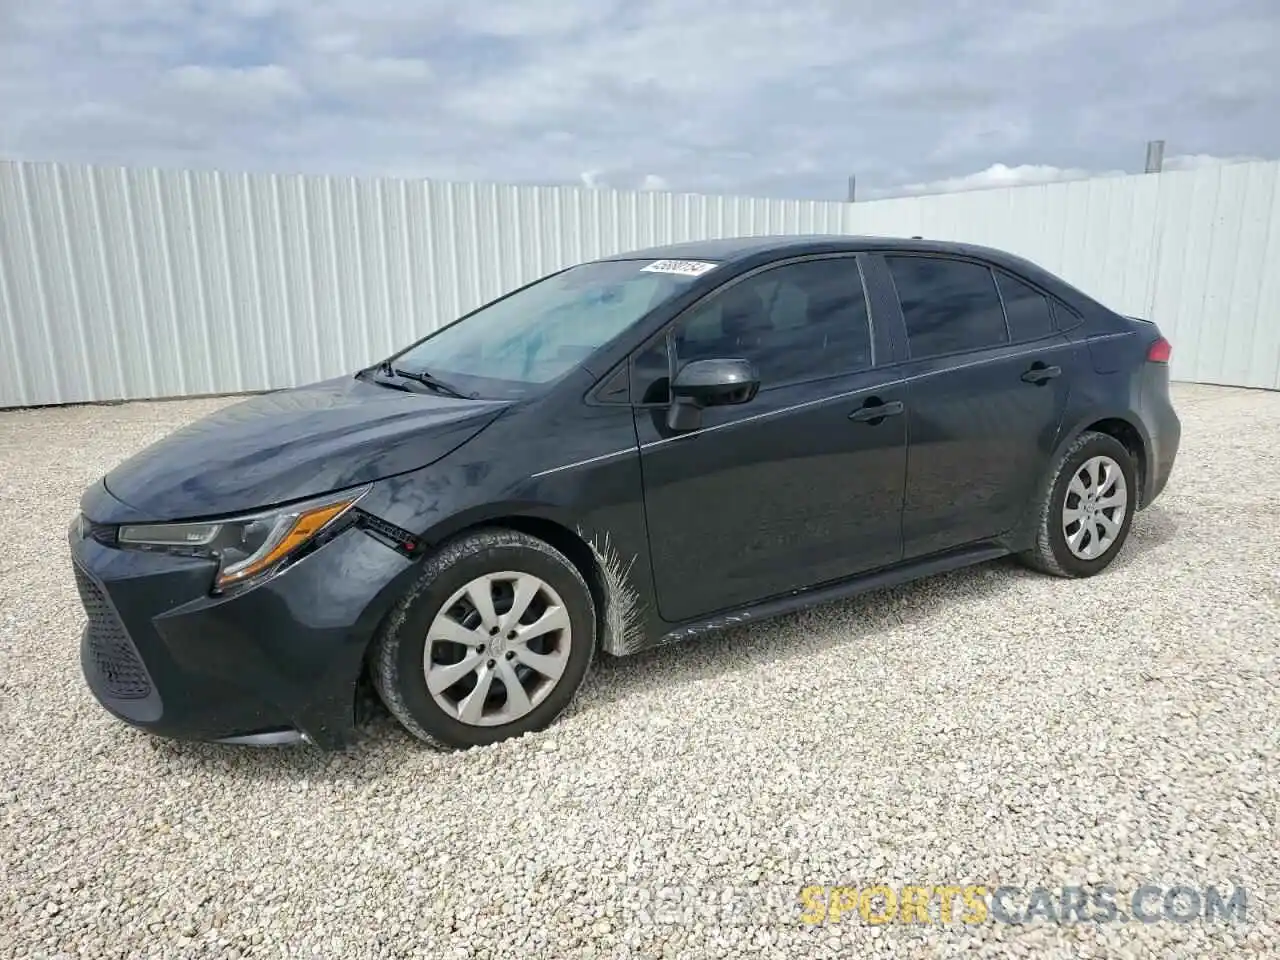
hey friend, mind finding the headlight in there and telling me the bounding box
[117,486,369,590]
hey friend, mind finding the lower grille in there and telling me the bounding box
[72,564,153,700]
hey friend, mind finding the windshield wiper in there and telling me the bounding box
[375,360,468,399]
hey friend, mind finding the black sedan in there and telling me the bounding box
[69,235,1181,750]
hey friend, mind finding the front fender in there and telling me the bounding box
[355,439,658,658]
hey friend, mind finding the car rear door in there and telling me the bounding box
[868,252,1085,559]
[631,254,908,624]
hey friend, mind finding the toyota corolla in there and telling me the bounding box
[69,235,1180,750]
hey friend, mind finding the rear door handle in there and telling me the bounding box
[1021,364,1062,384]
[849,399,904,423]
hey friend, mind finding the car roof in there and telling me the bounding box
[597,234,1019,266]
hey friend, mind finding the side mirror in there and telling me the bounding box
[667,358,760,432]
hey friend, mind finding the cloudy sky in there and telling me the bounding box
[1,0,1276,200]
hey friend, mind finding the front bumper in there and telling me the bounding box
[69,501,414,750]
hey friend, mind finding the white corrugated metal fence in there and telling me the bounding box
[2,159,1278,408]
[844,163,1280,392]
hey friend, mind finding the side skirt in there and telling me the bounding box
[637,542,1010,652]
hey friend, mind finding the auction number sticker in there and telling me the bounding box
[640,259,718,277]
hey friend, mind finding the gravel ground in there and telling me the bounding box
[1,382,1277,959]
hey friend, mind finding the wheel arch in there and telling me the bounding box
[1054,410,1151,508]
[1008,407,1152,555]
[358,504,644,681]
[484,515,608,644]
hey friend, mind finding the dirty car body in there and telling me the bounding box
[69,235,1181,750]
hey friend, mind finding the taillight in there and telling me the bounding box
[1147,337,1172,363]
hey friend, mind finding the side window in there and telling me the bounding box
[886,256,1009,359]
[631,334,672,404]
[995,270,1055,342]
[670,258,872,387]
[1052,300,1083,331]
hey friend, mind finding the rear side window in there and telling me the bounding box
[1052,300,1083,331]
[995,271,1055,342]
[886,256,1009,359]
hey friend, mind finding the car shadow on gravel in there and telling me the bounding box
[138,712,422,780]
[1104,503,1180,572]
[580,558,1024,712]
[142,506,1181,777]
[580,504,1182,712]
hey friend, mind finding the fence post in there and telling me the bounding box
[1144,140,1165,174]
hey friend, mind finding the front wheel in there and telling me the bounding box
[370,528,596,749]
[1019,431,1138,578]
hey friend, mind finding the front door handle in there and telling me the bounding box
[849,398,904,423]
[1021,364,1062,385]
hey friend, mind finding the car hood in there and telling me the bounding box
[102,375,510,521]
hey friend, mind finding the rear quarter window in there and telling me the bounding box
[1052,300,1084,331]
[994,271,1055,342]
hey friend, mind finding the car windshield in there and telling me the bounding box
[388,259,710,399]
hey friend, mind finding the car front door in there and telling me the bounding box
[631,255,908,625]
[873,253,1083,559]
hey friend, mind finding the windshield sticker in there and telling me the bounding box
[640,259,718,277]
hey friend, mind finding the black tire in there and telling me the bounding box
[370,528,596,750]
[1018,430,1138,578]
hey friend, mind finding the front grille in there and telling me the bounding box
[72,564,153,700]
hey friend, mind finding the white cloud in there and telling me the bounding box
[869,153,1267,199]
[228,0,281,16]
[168,64,305,106]
[0,0,1276,199]
[1162,152,1266,171]
[870,163,1124,198]
[307,54,433,105]
[929,113,1033,163]
[640,174,669,191]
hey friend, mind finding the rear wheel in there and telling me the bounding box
[1019,431,1137,578]
[371,528,596,749]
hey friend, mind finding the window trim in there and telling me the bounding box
[626,252,879,408]
[991,267,1014,343]
[875,252,1082,366]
